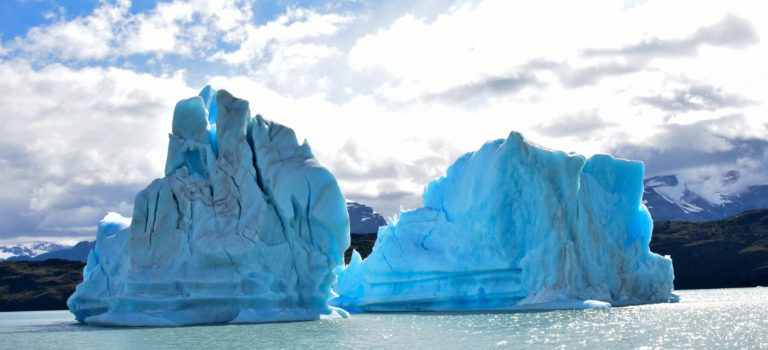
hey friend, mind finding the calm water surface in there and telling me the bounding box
[2,288,767,349]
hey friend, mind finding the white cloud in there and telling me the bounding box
[263,43,340,87]
[2,0,768,241]
[348,0,634,98]
[121,0,256,57]
[348,0,766,100]
[212,7,352,66]
[6,0,258,61]
[123,9,186,55]
[13,1,129,60]
[0,60,193,240]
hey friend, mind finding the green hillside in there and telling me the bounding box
[0,259,85,311]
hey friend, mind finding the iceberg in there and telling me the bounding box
[333,132,674,312]
[68,87,350,326]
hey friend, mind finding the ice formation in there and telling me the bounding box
[68,87,350,326]
[333,132,675,312]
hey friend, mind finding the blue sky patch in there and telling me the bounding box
[0,0,103,40]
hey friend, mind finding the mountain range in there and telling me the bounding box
[3,241,97,262]
[0,242,69,262]
[643,172,768,222]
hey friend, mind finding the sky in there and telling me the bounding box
[0,0,767,245]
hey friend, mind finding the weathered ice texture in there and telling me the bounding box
[333,132,674,312]
[68,87,350,326]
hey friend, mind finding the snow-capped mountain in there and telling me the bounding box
[0,241,70,261]
[20,241,96,262]
[347,201,387,234]
[643,171,768,222]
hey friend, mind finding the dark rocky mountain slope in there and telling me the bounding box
[347,201,387,234]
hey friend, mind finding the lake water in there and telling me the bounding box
[2,288,767,349]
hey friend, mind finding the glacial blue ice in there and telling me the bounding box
[68,87,350,326]
[332,132,675,312]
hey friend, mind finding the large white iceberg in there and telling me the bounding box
[68,87,350,326]
[333,132,674,312]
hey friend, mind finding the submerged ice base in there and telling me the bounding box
[68,88,350,326]
[333,132,674,312]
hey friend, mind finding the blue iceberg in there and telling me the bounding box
[68,87,350,326]
[333,132,674,312]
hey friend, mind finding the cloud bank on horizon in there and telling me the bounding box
[0,0,766,244]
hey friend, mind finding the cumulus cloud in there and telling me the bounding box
[620,115,749,154]
[520,14,761,88]
[0,60,192,241]
[583,14,759,61]
[212,7,352,66]
[423,74,542,104]
[555,62,642,88]
[619,137,768,203]
[612,115,768,197]
[6,0,266,62]
[323,138,463,217]
[11,1,129,60]
[612,115,768,175]
[2,0,768,243]
[0,37,8,56]
[636,84,754,112]
[535,110,615,138]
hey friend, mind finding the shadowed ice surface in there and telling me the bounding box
[3,288,767,349]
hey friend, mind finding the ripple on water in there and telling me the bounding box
[1,288,767,349]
